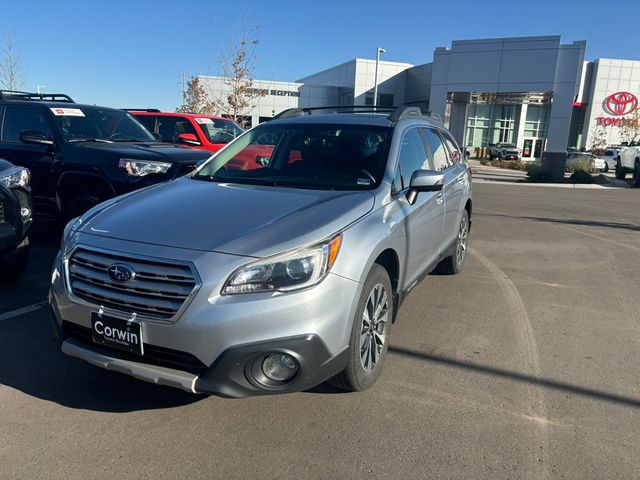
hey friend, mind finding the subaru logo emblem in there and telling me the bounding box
[107,264,135,283]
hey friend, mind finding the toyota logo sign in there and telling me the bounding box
[603,91,638,116]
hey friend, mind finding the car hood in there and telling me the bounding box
[79,178,375,257]
[75,142,212,163]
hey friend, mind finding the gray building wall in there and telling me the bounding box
[429,36,586,154]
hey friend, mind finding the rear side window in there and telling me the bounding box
[1,106,52,142]
[421,128,449,171]
[397,128,430,189]
[440,131,461,165]
[605,150,614,156]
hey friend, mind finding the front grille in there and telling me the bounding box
[0,202,4,223]
[68,247,198,321]
[62,321,208,375]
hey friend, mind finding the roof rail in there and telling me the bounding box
[387,106,423,123]
[122,108,161,112]
[273,105,397,120]
[0,90,75,103]
[272,105,444,127]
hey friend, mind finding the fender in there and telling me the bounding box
[55,170,117,211]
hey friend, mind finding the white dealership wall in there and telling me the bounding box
[581,58,640,146]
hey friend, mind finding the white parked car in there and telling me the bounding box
[617,145,640,185]
[602,148,620,172]
[565,152,605,172]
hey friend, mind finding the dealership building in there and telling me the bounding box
[198,35,640,163]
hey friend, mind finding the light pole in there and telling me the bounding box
[37,85,45,94]
[373,47,386,109]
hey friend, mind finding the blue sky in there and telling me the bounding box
[1,0,638,111]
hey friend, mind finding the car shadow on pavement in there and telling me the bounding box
[477,212,640,232]
[0,310,203,412]
[389,346,640,409]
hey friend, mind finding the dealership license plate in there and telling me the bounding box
[91,313,143,356]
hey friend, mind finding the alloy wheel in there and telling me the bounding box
[456,214,469,266]
[359,283,389,372]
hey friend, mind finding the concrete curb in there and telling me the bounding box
[473,179,630,189]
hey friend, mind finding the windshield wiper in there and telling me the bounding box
[68,138,113,144]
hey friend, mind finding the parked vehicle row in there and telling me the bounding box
[0,91,215,223]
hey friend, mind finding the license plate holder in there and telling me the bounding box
[91,312,143,356]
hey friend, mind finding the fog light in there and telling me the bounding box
[262,353,298,382]
[21,207,31,219]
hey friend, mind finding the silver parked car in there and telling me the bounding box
[49,106,473,397]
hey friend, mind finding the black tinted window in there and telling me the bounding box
[2,106,52,142]
[135,115,156,132]
[397,128,429,189]
[421,128,449,171]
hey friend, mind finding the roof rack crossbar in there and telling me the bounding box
[273,105,396,120]
[387,106,424,123]
[0,90,75,103]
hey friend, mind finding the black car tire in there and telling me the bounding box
[328,264,393,392]
[615,162,627,180]
[0,236,30,283]
[603,163,609,173]
[64,193,103,221]
[634,160,640,187]
[436,209,470,275]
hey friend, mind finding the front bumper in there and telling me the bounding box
[49,237,359,397]
[0,185,32,254]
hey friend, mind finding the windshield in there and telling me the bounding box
[193,123,391,190]
[52,107,155,143]
[197,118,244,144]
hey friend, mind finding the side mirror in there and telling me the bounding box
[177,133,201,146]
[256,155,270,167]
[406,170,443,205]
[19,130,54,146]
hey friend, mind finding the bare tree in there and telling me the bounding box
[618,109,640,144]
[209,27,264,128]
[177,77,216,114]
[587,125,607,153]
[0,33,25,91]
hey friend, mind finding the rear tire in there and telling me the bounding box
[436,209,470,275]
[329,264,393,392]
[0,237,30,283]
[633,160,640,187]
[615,162,627,180]
[603,163,609,173]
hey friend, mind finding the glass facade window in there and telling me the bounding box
[524,105,550,138]
[364,93,394,107]
[465,104,517,147]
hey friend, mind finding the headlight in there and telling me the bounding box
[222,234,342,295]
[119,158,171,177]
[0,167,30,188]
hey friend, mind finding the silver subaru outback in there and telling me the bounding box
[49,106,472,397]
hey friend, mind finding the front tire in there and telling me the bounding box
[0,237,30,283]
[633,160,640,187]
[329,264,393,392]
[64,192,103,221]
[615,162,627,180]
[436,209,470,275]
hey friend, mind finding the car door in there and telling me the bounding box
[438,129,468,246]
[394,127,445,288]
[0,105,56,202]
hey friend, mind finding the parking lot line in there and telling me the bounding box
[0,301,48,323]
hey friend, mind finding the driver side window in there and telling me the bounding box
[396,128,429,190]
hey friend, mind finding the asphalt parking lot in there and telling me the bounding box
[1,182,639,479]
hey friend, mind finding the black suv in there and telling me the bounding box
[0,158,32,281]
[0,91,212,219]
